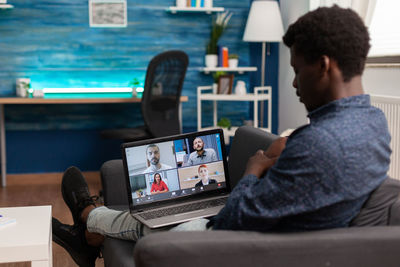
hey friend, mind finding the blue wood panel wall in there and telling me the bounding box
[0,0,252,131]
[0,0,263,173]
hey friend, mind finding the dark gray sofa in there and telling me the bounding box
[100,126,400,267]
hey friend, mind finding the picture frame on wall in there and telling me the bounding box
[217,74,234,94]
[89,0,127,28]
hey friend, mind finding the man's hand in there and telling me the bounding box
[264,137,288,158]
[243,137,288,178]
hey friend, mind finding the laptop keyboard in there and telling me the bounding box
[138,197,228,220]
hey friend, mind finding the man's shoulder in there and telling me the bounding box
[205,148,216,154]
[161,163,173,169]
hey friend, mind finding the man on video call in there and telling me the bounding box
[186,137,218,166]
[142,144,172,173]
[52,5,391,267]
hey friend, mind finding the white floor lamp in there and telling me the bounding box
[243,0,284,128]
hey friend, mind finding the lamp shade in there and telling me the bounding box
[243,0,284,42]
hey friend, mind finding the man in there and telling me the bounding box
[52,6,391,267]
[186,137,218,166]
[142,144,172,173]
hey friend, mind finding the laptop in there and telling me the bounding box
[121,128,231,229]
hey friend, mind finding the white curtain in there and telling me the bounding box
[309,0,377,26]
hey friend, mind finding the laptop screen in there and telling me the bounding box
[122,129,230,207]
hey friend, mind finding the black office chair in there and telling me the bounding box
[101,50,189,142]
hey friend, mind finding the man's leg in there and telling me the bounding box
[85,206,158,240]
[52,166,155,267]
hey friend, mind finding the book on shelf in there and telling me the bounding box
[218,46,229,67]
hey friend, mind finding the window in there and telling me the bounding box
[367,0,400,63]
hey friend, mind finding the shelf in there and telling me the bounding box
[167,6,224,14]
[197,86,272,137]
[0,4,13,9]
[199,93,271,101]
[199,67,257,74]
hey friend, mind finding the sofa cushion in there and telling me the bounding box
[350,177,400,226]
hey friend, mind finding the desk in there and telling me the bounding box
[0,205,52,266]
[0,96,188,187]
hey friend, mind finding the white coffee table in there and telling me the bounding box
[0,205,52,267]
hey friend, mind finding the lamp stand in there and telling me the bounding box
[260,42,266,128]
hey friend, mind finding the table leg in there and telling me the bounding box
[179,102,182,133]
[0,104,6,187]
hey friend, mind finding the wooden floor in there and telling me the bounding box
[0,172,105,267]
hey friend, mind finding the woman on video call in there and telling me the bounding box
[195,164,216,187]
[150,173,169,194]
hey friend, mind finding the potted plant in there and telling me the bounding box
[129,77,141,97]
[217,117,232,142]
[228,54,239,68]
[205,11,233,68]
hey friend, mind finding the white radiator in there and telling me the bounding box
[371,94,400,180]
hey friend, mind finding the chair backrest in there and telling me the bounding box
[141,50,189,138]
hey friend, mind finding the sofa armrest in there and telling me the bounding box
[228,126,279,188]
[134,227,400,267]
[100,159,129,206]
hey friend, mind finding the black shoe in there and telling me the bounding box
[52,217,100,267]
[61,166,97,226]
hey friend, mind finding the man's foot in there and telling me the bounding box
[52,217,100,267]
[61,166,97,225]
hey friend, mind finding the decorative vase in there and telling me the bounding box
[176,0,186,7]
[212,83,218,94]
[234,80,247,95]
[228,58,238,68]
[205,54,218,68]
[204,0,213,8]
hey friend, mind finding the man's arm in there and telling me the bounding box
[185,153,193,166]
[243,137,287,178]
[212,131,344,231]
[210,149,218,161]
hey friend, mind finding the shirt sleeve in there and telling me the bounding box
[186,154,193,166]
[212,126,346,231]
[161,181,169,191]
[211,149,218,161]
[150,183,156,192]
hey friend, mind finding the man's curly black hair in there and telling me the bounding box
[283,5,370,82]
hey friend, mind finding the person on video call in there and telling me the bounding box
[150,173,169,194]
[143,144,172,174]
[195,164,216,187]
[52,6,392,267]
[186,137,218,166]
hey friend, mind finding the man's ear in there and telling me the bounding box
[319,55,330,76]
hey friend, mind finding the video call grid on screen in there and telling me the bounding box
[124,133,227,204]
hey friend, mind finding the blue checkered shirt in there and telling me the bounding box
[213,95,391,231]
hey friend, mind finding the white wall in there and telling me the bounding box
[278,0,309,134]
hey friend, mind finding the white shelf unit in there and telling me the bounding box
[0,4,13,8]
[197,86,272,142]
[167,6,224,14]
[199,66,257,74]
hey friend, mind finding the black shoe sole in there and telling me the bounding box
[61,166,87,225]
[53,232,96,267]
